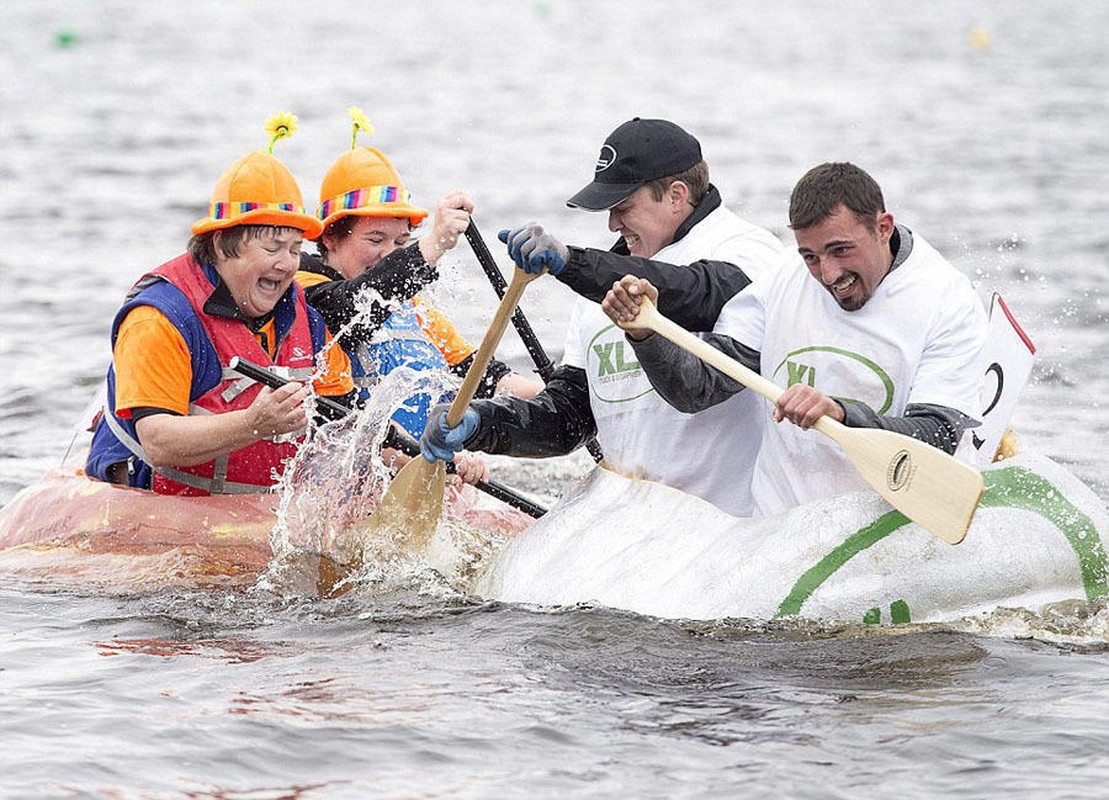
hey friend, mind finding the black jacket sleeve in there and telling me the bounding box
[629,331,757,412]
[301,245,439,336]
[557,247,753,331]
[462,364,596,457]
[841,402,977,456]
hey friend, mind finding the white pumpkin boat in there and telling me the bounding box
[472,451,1107,625]
[471,293,1106,625]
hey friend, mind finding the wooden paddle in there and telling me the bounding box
[341,264,545,565]
[465,221,604,463]
[620,297,984,545]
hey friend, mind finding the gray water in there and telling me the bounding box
[1,1,1107,797]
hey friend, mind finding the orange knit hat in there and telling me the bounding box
[317,107,429,231]
[191,113,323,239]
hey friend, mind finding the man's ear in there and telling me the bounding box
[669,180,691,209]
[876,211,895,243]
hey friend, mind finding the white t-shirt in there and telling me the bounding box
[714,229,988,515]
[562,204,783,516]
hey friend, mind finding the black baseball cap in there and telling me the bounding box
[566,118,703,211]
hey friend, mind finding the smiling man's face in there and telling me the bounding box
[794,204,895,311]
[606,184,686,258]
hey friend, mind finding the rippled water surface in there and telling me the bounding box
[1,1,1107,797]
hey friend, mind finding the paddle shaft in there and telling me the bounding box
[465,222,605,464]
[353,262,548,558]
[446,266,544,427]
[632,302,877,443]
[228,356,547,518]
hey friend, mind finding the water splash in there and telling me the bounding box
[262,366,458,592]
[255,280,460,591]
[953,597,1109,648]
[257,282,528,599]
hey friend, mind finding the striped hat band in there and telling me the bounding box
[208,200,307,220]
[317,185,411,221]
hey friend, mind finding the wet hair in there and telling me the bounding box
[644,160,710,206]
[316,215,356,259]
[188,225,300,266]
[788,162,885,232]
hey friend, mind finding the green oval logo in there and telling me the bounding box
[771,345,896,414]
[587,324,656,404]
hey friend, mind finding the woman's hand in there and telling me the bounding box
[419,190,475,265]
[246,383,311,440]
[450,450,490,486]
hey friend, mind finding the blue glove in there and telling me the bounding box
[498,224,568,276]
[420,403,480,463]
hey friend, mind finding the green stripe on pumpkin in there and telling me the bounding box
[774,465,1105,618]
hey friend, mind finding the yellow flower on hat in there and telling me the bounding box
[348,105,374,149]
[264,111,299,153]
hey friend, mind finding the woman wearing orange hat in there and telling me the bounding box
[85,115,355,496]
[294,109,540,477]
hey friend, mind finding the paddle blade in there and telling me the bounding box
[339,457,447,566]
[822,421,984,544]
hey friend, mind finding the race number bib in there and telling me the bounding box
[972,293,1036,466]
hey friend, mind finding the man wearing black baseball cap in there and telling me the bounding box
[420,117,784,518]
[566,117,704,212]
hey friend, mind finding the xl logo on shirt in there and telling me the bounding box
[587,325,654,404]
[772,346,896,414]
[593,341,640,376]
[786,361,817,388]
